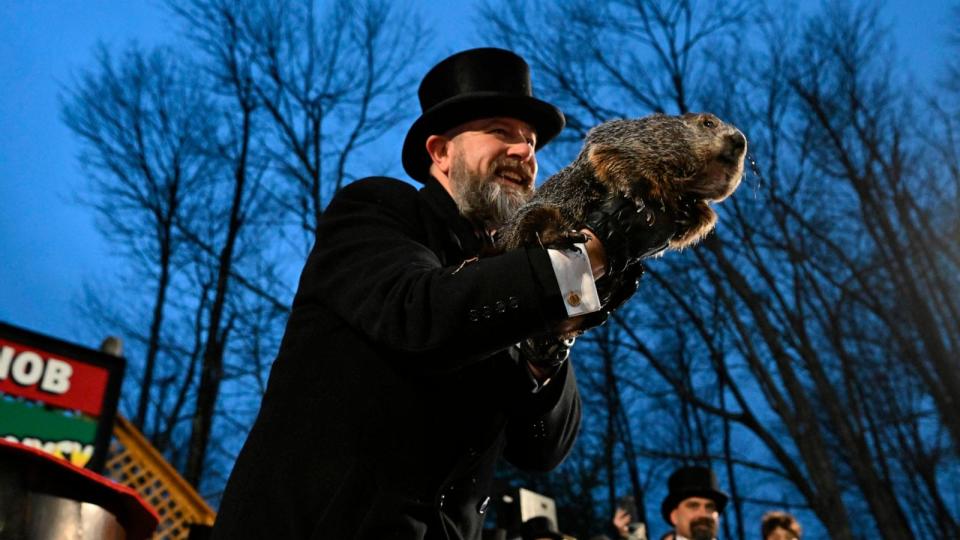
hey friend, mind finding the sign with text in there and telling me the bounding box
[0,322,124,472]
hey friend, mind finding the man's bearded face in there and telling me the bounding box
[448,147,534,228]
[672,497,719,540]
[688,516,718,540]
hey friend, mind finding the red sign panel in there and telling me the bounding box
[0,338,111,417]
[0,322,124,473]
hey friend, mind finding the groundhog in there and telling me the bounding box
[497,112,747,253]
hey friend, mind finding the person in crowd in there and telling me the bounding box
[761,511,801,540]
[659,466,729,540]
[612,496,646,540]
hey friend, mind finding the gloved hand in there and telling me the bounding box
[582,196,677,276]
[597,258,646,314]
[564,259,646,333]
[517,334,576,372]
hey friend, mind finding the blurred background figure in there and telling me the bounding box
[521,515,565,540]
[612,495,647,539]
[760,511,801,540]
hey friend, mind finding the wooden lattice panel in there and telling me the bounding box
[105,416,215,539]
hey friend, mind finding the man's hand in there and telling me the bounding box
[583,196,677,276]
[613,508,633,539]
[553,259,646,337]
[579,228,607,278]
[518,334,575,381]
[549,197,674,339]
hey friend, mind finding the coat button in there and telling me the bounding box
[477,496,490,515]
[482,306,492,319]
[468,309,479,322]
[439,493,445,509]
[495,300,506,313]
[508,296,520,309]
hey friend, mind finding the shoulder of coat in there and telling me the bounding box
[341,176,419,199]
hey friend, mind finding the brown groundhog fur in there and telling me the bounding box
[497,112,747,253]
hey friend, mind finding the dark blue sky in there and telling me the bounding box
[0,1,954,347]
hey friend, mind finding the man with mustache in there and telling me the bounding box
[660,466,729,540]
[212,48,674,539]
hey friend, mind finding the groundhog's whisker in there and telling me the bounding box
[746,153,763,197]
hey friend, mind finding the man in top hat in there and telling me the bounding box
[212,48,674,539]
[660,466,729,540]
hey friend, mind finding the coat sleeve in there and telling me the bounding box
[502,357,582,471]
[294,178,569,370]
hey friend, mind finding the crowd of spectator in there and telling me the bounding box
[517,466,802,540]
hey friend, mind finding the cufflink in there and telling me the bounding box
[566,291,582,307]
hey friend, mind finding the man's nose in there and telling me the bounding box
[505,139,535,162]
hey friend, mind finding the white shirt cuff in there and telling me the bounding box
[547,243,601,317]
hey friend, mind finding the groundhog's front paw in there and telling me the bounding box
[503,204,576,249]
[670,199,717,248]
[539,229,588,251]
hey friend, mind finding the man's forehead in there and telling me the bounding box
[680,496,717,507]
[447,116,537,135]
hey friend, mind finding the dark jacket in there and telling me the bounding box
[212,177,581,539]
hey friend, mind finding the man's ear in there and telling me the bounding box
[425,134,452,176]
[670,508,679,527]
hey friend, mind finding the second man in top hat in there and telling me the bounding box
[660,466,729,540]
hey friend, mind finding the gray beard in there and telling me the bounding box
[448,153,532,229]
[689,517,717,540]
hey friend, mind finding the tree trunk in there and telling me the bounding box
[134,228,172,431]
[183,105,251,487]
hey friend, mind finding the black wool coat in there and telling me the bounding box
[212,177,582,540]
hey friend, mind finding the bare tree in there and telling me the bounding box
[482,0,958,538]
[167,0,427,489]
[65,0,427,495]
[62,44,216,433]
[239,0,425,245]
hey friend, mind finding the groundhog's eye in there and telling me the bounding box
[703,118,717,128]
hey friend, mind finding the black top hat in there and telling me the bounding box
[521,516,564,540]
[402,47,565,183]
[660,466,729,526]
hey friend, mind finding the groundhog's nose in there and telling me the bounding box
[718,131,747,165]
[728,131,747,153]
